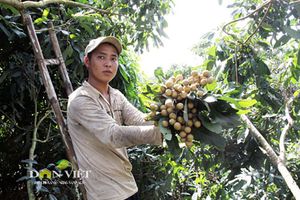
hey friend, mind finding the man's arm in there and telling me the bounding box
[68,95,162,148]
[118,92,153,126]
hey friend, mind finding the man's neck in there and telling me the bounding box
[87,79,110,97]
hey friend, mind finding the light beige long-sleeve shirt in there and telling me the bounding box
[67,81,162,200]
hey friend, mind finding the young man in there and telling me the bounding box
[67,36,162,200]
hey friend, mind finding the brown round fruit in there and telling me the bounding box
[160,110,168,116]
[176,103,184,110]
[187,102,194,109]
[177,116,184,124]
[207,76,214,84]
[162,120,169,127]
[160,86,166,94]
[200,78,208,86]
[150,103,158,111]
[191,70,198,77]
[165,99,173,108]
[184,126,192,134]
[186,134,194,142]
[171,90,178,98]
[174,122,182,131]
[165,80,174,88]
[160,105,166,111]
[169,112,177,119]
[187,120,193,127]
[191,108,197,114]
[169,118,176,125]
[196,90,204,97]
[194,120,201,128]
[179,131,187,138]
[185,141,193,148]
[202,70,211,77]
[165,89,172,96]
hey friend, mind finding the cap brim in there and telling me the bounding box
[85,36,122,55]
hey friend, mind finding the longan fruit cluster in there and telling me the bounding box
[148,70,214,148]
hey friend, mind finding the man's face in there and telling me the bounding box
[84,43,119,85]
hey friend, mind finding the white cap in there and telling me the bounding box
[85,36,122,55]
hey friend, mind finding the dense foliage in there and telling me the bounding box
[0,0,299,199]
[133,0,300,199]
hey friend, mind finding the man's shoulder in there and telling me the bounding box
[109,86,125,98]
[68,85,96,106]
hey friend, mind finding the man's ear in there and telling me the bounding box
[83,55,90,69]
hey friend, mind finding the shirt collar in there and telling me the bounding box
[82,81,118,104]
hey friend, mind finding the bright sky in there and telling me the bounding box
[138,0,233,76]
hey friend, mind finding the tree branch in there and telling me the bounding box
[243,0,273,44]
[0,0,111,15]
[222,0,272,38]
[240,114,300,199]
[279,97,294,163]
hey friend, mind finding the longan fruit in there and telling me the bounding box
[187,120,193,127]
[161,110,168,116]
[165,99,173,108]
[165,89,172,96]
[194,120,201,128]
[185,141,193,148]
[183,79,189,86]
[191,70,198,77]
[184,126,192,134]
[207,76,214,84]
[177,116,184,124]
[169,118,176,125]
[179,131,187,138]
[196,90,204,97]
[160,85,166,94]
[200,78,208,86]
[169,113,177,119]
[202,70,211,77]
[187,102,194,109]
[176,103,184,110]
[172,90,178,98]
[162,120,169,127]
[187,134,194,142]
[191,108,197,114]
[166,107,173,114]
[165,80,174,88]
[160,105,166,111]
[174,122,182,131]
[150,103,158,111]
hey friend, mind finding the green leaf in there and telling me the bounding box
[154,67,164,82]
[238,99,257,108]
[159,118,172,140]
[42,8,50,18]
[165,135,182,158]
[192,127,226,151]
[198,116,222,134]
[283,26,300,40]
[205,79,217,91]
[274,35,290,48]
[237,109,251,114]
[257,59,270,75]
